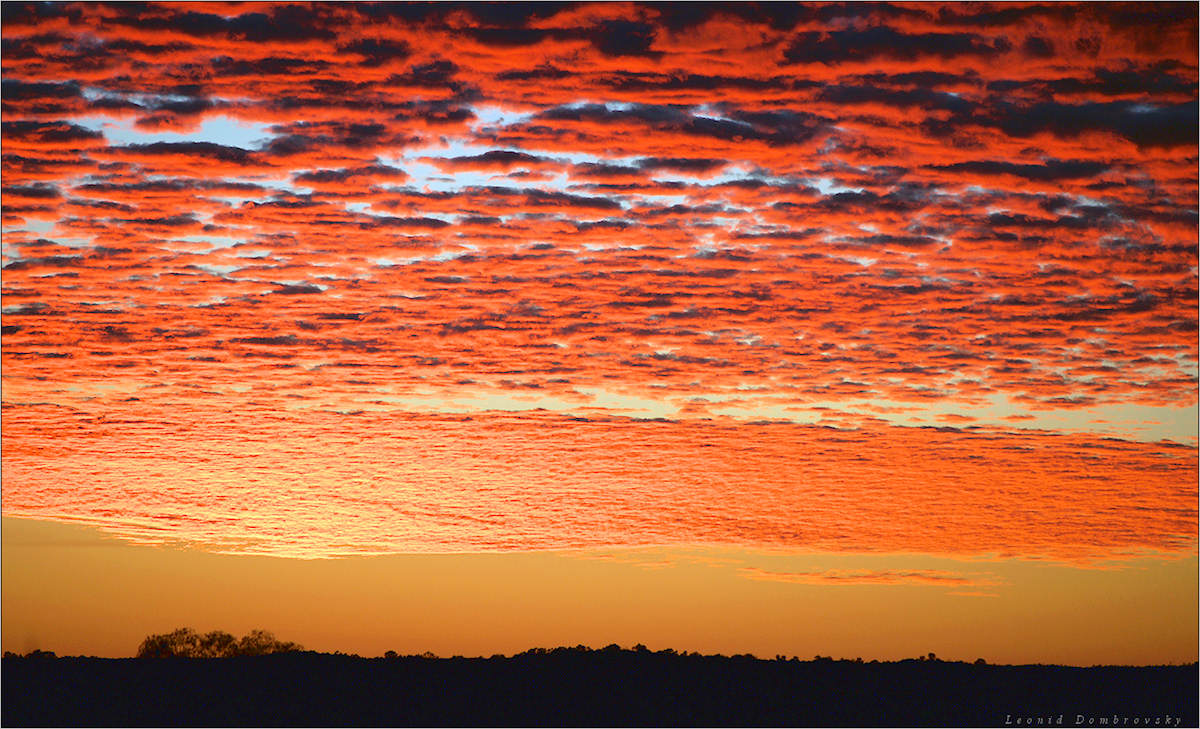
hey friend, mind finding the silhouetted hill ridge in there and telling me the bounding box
[4,648,1197,726]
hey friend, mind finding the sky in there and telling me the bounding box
[1,1,1197,662]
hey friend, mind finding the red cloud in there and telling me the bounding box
[2,1,1196,558]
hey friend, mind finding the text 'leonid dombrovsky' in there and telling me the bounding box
[1005,714,1184,726]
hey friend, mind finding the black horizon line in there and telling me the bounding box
[6,645,1198,669]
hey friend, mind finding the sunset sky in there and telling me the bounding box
[2,1,1197,663]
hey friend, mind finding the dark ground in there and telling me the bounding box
[3,648,1197,726]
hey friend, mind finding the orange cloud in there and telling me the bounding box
[737,566,1001,587]
[3,2,1196,560]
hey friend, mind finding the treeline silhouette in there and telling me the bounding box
[135,628,302,658]
[3,633,1197,726]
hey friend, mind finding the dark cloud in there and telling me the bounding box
[522,188,624,211]
[575,218,635,231]
[231,334,302,346]
[920,97,1199,148]
[1091,2,1199,36]
[592,20,660,58]
[108,6,338,43]
[811,189,929,214]
[96,325,134,342]
[463,27,558,48]
[932,159,1111,181]
[369,216,452,229]
[818,84,972,113]
[1,2,80,26]
[855,70,979,88]
[1022,36,1055,58]
[260,122,404,156]
[538,103,829,146]
[934,4,1080,28]
[112,141,259,163]
[386,60,460,87]
[108,213,199,227]
[987,66,1196,99]
[602,71,815,94]
[849,234,945,250]
[570,162,642,178]
[636,157,728,173]
[436,150,552,169]
[649,2,809,32]
[2,120,102,144]
[74,178,269,194]
[496,66,573,82]
[315,312,365,321]
[351,2,575,28]
[462,2,577,27]
[2,183,61,199]
[984,211,1114,232]
[540,102,683,125]
[209,56,332,78]
[149,96,213,116]
[783,27,1011,64]
[293,164,408,184]
[1,79,83,102]
[987,100,1199,148]
[3,255,84,271]
[273,284,324,295]
[338,38,412,66]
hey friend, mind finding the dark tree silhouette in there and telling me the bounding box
[4,643,1196,726]
[235,629,303,656]
[136,628,302,658]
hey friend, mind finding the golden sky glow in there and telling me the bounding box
[1,1,1197,662]
[4,518,1197,665]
